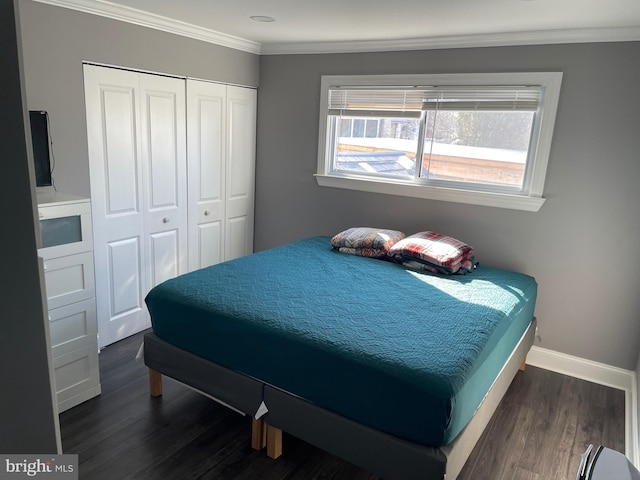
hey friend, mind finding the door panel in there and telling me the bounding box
[187,79,226,271]
[198,98,224,202]
[150,230,179,286]
[197,221,223,268]
[107,236,142,319]
[225,86,256,260]
[140,74,188,291]
[85,65,186,347]
[147,92,180,209]
[102,88,139,214]
[226,215,249,262]
[85,65,146,347]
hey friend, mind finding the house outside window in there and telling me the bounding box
[316,73,563,211]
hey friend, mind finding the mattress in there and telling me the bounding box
[145,236,537,447]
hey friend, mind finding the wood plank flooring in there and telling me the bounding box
[59,330,625,479]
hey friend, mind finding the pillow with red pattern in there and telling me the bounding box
[388,231,477,274]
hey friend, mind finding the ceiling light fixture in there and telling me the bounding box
[250,15,276,22]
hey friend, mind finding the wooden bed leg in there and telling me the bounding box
[519,360,527,371]
[266,424,283,459]
[149,368,163,397]
[251,418,267,450]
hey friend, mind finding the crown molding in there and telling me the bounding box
[32,0,640,56]
[261,26,640,55]
[32,0,262,55]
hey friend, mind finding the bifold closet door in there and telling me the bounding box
[84,64,187,348]
[187,80,256,270]
[186,79,225,271]
[225,85,256,261]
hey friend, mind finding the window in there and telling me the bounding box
[316,73,563,211]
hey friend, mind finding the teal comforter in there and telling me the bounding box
[146,236,537,446]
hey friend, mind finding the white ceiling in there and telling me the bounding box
[35,0,640,54]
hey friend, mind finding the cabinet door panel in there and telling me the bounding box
[43,251,95,310]
[49,298,97,356]
[38,200,93,258]
[53,344,101,413]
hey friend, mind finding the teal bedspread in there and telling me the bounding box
[146,236,537,446]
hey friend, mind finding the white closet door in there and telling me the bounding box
[186,79,226,271]
[84,65,145,348]
[225,86,256,261]
[84,65,187,347]
[139,74,188,290]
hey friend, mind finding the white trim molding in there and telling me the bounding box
[32,0,262,55]
[261,27,640,55]
[526,346,639,467]
[31,0,640,56]
[315,174,546,212]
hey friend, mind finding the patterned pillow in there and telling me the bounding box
[388,231,477,274]
[331,227,406,258]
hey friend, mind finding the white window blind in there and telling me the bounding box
[328,86,542,115]
[328,88,424,117]
[422,87,542,111]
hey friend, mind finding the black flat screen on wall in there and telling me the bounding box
[29,110,52,187]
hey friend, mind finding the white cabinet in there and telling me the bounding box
[38,191,101,413]
[83,65,256,347]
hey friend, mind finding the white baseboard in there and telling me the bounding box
[526,346,639,466]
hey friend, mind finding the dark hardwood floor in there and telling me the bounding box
[59,331,625,479]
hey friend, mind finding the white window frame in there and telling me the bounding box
[315,72,563,212]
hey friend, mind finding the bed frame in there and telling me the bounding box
[143,317,536,479]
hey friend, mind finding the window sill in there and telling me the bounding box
[314,174,545,212]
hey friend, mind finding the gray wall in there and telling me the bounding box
[12,0,258,447]
[0,0,59,453]
[15,0,640,371]
[256,43,640,370]
[18,0,259,197]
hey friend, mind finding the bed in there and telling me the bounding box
[143,235,537,479]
